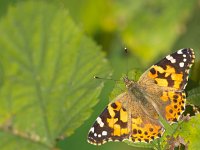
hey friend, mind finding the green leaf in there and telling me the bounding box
[0,1,110,149]
[188,86,200,106]
[173,114,200,150]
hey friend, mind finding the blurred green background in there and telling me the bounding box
[0,0,200,150]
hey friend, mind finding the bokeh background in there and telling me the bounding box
[0,0,200,150]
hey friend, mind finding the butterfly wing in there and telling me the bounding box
[138,48,195,124]
[128,97,165,143]
[87,92,165,145]
[141,48,195,90]
[87,93,129,145]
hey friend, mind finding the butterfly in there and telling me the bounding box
[87,48,195,145]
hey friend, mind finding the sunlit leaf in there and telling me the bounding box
[173,114,200,150]
[0,1,110,149]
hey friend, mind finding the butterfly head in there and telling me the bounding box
[123,76,135,88]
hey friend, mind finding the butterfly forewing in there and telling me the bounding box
[87,93,129,145]
[146,48,195,90]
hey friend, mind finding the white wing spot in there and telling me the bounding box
[177,49,183,54]
[183,54,186,57]
[98,134,101,138]
[96,117,104,127]
[179,62,184,67]
[102,131,107,136]
[114,140,119,142]
[108,138,112,142]
[166,55,176,63]
[90,127,94,133]
[171,58,176,63]
[94,133,97,137]
[183,58,187,62]
[166,55,171,60]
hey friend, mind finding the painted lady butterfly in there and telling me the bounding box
[87,48,195,145]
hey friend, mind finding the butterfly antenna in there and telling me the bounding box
[124,47,129,77]
[94,76,121,82]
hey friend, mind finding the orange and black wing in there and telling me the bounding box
[139,48,195,124]
[146,48,195,90]
[87,93,129,145]
[87,93,165,145]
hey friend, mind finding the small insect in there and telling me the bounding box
[87,48,195,145]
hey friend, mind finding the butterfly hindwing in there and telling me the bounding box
[88,93,165,145]
[128,99,165,143]
[161,91,186,123]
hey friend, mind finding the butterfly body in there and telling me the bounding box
[88,48,195,145]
